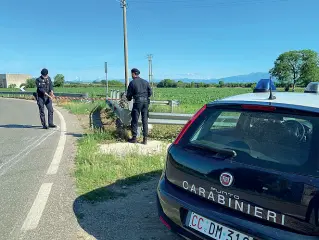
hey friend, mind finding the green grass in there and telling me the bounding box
[58,100,106,115]
[0,86,305,114]
[74,130,166,202]
[1,85,307,201]
[0,86,122,96]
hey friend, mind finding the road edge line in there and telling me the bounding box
[21,183,53,231]
[46,108,67,175]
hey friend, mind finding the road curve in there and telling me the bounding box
[0,98,79,240]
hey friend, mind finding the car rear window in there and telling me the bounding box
[181,106,319,177]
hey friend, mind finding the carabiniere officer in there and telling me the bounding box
[126,68,152,144]
[36,68,57,129]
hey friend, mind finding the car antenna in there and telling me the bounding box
[268,76,276,100]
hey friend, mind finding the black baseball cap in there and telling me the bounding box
[131,68,140,75]
[41,68,48,76]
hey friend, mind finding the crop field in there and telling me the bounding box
[151,87,252,113]
[0,86,304,114]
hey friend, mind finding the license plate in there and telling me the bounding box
[188,212,253,240]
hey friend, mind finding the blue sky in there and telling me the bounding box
[0,0,318,81]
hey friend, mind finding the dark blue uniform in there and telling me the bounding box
[36,76,54,128]
[126,76,152,140]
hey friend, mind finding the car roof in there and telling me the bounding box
[211,92,319,112]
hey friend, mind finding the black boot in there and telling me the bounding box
[49,124,57,128]
[43,125,48,129]
[128,137,137,143]
[143,137,147,145]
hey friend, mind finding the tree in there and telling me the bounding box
[8,84,17,88]
[157,79,177,88]
[53,74,65,87]
[108,80,124,87]
[25,78,36,88]
[177,80,185,88]
[218,80,225,88]
[299,50,319,85]
[270,50,319,90]
[101,80,107,85]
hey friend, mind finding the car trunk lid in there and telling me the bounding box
[166,103,319,235]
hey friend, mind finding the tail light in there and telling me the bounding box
[173,104,207,145]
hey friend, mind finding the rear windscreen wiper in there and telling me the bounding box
[190,141,237,158]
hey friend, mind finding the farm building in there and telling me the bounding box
[0,74,32,88]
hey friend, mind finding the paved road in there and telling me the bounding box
[0,98,80,240]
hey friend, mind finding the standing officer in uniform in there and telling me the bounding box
[126,68,152,144]
[36,68,56,129]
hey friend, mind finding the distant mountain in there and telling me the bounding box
[66,72,275,84]
[175,72,274,84]
[217,72,275,83]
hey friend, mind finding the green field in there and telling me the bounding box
[0,86,304,114]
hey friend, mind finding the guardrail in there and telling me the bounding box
[109,89,179,112]
[0,91,104,101]
[0,91,88,98]
[106,99,237,130]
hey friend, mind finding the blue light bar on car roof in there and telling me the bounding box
[304,82,319,94]
[253,79,276,93]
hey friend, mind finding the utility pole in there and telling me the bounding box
[147,54,153,85]
[105,62,108,98]
[120,0,129,91]
[147,54,154,97]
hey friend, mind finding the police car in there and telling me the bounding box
[157,80,319,240]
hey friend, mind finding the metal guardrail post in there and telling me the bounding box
[116,90,120,101]
[169,100,173,113]
[128,100,133,111]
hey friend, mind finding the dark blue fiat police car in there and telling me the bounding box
[157,80,319,240]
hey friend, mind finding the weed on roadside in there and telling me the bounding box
[75,130,166,202]
[58,100,106,115]
[149,124,182,141]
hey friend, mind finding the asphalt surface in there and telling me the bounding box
[0,98,80,240]
[0,98,182,240]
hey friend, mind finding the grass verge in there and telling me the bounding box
[57,100,106,115]
[74,123,166,202]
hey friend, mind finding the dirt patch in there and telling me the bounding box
[98,140,171,157]
[77,114,91,130]
[74,177,181,240]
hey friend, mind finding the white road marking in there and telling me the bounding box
[21,183,53,231]
[1,99,69,233]
[46,108,67,175]
[0,131,56,176]
[0,133,48,170]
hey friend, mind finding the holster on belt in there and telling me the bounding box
[133,97,148,103]
[32,92,38,101]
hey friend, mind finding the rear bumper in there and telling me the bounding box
[157,173,319,240]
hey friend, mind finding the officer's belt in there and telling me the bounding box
[133,97,148,103]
